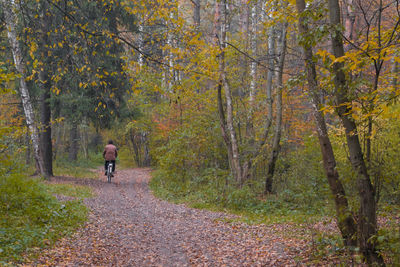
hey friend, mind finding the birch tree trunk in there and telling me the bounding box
[162,3,174,93]
[265,23,287,194]
[247,2,257,138]
[1,0,44,176]
[327,0,384,264]
[296,0,357,248]
[218,83,234,175]
[25,129,31,165]
[249,4,257,108]
[214,0,233,173]
[138,19,144,67]
[266,26,276,132]
[218,0,242,184]
[239,0,250,140]
[166,20,173,93]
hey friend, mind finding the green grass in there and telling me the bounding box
[149,170,332,226]
[53,154,103,179]
[0,174,91,265]
[53,150,135,178]
[44,183,94,199]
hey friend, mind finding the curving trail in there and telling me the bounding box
[35,168,318,266]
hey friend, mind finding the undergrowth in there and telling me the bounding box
[0,174,90,264]
[150,168,400,265]
[117,147,136,169]
[53,154,103,178]
[149,168,333,225]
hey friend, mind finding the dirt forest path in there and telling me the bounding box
[35,168,324,266]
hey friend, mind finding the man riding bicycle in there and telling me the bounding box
[103,140,118,176]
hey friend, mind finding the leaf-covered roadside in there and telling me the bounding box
[0,174,91,264]
[150,169,400,265]
[35,168,325,266]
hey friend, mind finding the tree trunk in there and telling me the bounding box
[1,0,45,176]
[162,4,175,93]
[25,129,31,165]
[80,120,89,159]
[239,0,249,139]
[392,57,398,98]
[143,132,151,166]
[247,2,257,138]
[327,0,384,264]
[239,0,249,34]
[249,3,257,108]
[343,0,356,52]
[138,19,144,67]
[212,0,220,42]
[266,26,275,132]
[53,122,63,160]
[218,83,234,176]
[130,131,141,167]
[69,122,79,161]
[193,0,200,30]
[39,75,53,177]
[296,0,357,248]
[265,23,287,194]
[38,2,53,177]
[165,4,176,93]
[218,0,242,185]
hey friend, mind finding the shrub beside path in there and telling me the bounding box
[34,168,337,266]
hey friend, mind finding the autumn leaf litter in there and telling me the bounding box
[34,168,349,266]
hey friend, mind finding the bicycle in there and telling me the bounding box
[107,162,113,183]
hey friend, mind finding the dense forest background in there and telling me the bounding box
[1,0,399,265]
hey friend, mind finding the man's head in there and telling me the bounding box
[108,140,113,145]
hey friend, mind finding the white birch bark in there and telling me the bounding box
[1,0,44,175]
[249,3,257,108]
[219,0,242,184]
[166,9,175,93]
[245,2,258,140]
[265,26,276,129]
[138,19,144,67]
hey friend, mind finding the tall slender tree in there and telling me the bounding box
[1,0,45,176]
[265,22,287,194]
[38,0,53,176]
[328,0,384,264]
[295,0,357,248]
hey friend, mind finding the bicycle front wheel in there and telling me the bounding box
[107,165,112,183]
